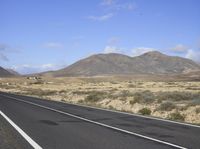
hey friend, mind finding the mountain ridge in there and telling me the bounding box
[0,66,16,77]
[40,51,200,77]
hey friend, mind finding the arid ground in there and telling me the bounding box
[0,76,200,125]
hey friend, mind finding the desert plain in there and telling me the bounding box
[0,75,200,125]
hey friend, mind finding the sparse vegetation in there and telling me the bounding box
[168,112,185,121]
[128,84,136,88]
[138,108,151,115]
[133,90,155,104]
[129,99,137,105]
[85,91,107,103]
[108,105,115,110]
[120,90,133,98]
[25,88,57,96]
[0,77,200,124]
[188,98,200,106]
[157,91,200,102]
[195,108,200,114]
[157,102,176,111]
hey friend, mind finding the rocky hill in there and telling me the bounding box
[41,51,200,77]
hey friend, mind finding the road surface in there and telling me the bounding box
[0,92,200,149]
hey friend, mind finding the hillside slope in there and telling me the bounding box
[42,51,200,77]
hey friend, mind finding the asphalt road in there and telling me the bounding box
[0,92,200,149]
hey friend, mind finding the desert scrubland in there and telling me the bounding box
[0,76,200,125]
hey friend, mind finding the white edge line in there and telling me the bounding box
[63,100,200,128]
[0,110,42,149]
[3,94,187,149]
[5,92,200,129]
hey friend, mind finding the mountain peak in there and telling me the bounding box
[141,51,167,57]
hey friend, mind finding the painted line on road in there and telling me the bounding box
[0,110,42,149]
[4,92,200,128]
[62,100,200,128]
[2,94,187,149]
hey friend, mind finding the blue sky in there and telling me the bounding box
[0,0,200,74]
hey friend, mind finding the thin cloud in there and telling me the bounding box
[12,63,66,74]
[101,0,136,11]
[87,13,114,21]
[171,44,188,52]
[103,46,121,53]
[43,42,64,49]
[185,49,200,63]
[101,0,115,6]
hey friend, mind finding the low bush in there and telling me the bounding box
[25,89,57,96]
[129,99,137,105]
[188,98,200,106]
[84,91,107,103]
[157,91,200,102]
[195,108,200,114]
[157,102,176,111]
[133,90,155,104]
[120,90,133,97]
[138,108,151,115]
[128,84,136,88]
[168,112,185,121]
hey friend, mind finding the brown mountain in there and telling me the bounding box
[0,66,15,77]
[42,51,200,77]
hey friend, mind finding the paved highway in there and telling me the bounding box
[0,92,200,149]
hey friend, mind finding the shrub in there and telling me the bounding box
[138,108,151,115]
[84,91,107,103]
[195,108,200,114]
[25,89,57,96]
[168,112,185,121]
[108,105,115,110]
[120,90,133,97]
[129,99,137,105]
[157,91,200,102]
[128,84,136,88]
[133,90,155,104]
[188,98,200,106]
[157,102,176,111]
[60,99,66,102]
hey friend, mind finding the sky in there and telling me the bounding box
[0,0,200,74]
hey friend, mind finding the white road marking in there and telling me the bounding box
[62,100,200,128]
[0,110,42,149]
[5,92,200,129]
[2,94,187,149]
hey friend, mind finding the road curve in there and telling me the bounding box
[0,92,200,149]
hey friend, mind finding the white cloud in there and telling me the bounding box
[131,47,157,56]
[113,3,135,10]
[103,46,121,53]
[101,0,115,6]
[101,0,135,11]
[12,63,66,74]
[43,42,63,49]
[185,49,200,63]
[87,13,114,21]
[171,44,188,52]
